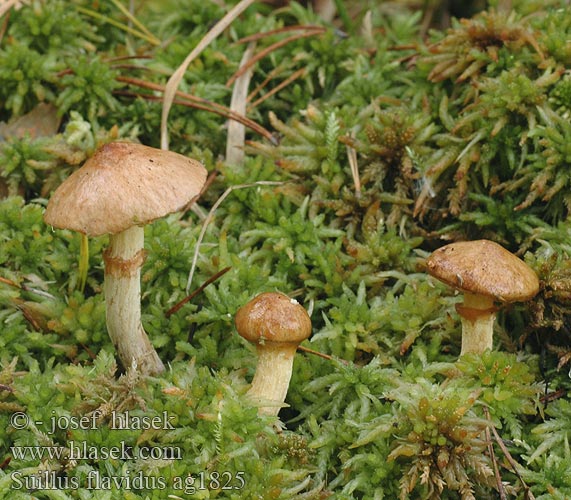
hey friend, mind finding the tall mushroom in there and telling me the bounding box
[44,141,207,374]
[235,292,312,416]
[426,240,539,356]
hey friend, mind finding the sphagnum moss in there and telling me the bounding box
[2,0,571,498]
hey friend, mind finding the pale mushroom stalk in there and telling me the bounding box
[248,342,298,415]
[103,225,164,373]
[456,292,497,355]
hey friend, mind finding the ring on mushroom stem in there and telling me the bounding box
[43,141,207,375]
[426,239,539,356]
[235,291,312,417]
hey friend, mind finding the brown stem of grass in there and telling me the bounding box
[235,24,327,44]
[296,345,349,365]
[115,76,276,143]
[165,266,231,318]
[226,28,326,87]
[247,68,306,111]
[483,408,507,500]
[484,406,536,500]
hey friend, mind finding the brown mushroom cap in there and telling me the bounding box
[235,292,312,345]
[426,239,539,302]
[44,142,207,236]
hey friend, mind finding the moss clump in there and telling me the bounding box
[2,0,571,498]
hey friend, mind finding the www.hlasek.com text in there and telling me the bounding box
[11,440,181,462]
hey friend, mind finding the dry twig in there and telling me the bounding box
[226,28,326,88]
[484,407,536,500]
[483,410,507,500]
[116,76,275,143]
[161,0,256,150]
[185,181,284,294]
[165,266,231,317]
[247,67,306,111]
[297,345,349,365]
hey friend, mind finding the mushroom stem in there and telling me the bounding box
[248,342,298,416]
[456,292,497,356]
[103,225,164,374]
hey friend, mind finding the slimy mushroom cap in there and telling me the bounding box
[426,239,539,303]
[44,141,207,236]
[235,292,312,345]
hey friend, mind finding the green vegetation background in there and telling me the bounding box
[2,0,571,498]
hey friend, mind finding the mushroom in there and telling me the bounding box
[44,141,207,374]
[234,292,312,416]
[426,239,539,356]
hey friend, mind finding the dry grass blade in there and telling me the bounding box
[117,91,274,143]
[116,76,275,143]
[108,0,158,44]
[235,24,327,44]
[247,64,287,103]
[185,181,284,294]
[0,0,24,19]
[226,42,256,165]
[297,345,349,365]
[0,275,56,299]
[74,5,159,46]
[226,28,326,88]
[183,169,218,215]
[0,12,7,43]
[484,407,535,500]
[166,266,231,317]
[346,132,360,196]
[161,0,256,150]
[247,67,306,111]
[483,412,507,500]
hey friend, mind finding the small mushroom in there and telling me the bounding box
[235,292,312,416]
[44,142,207,374]
[426,239,539,356]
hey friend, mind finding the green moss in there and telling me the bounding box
[2,0,571,497]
